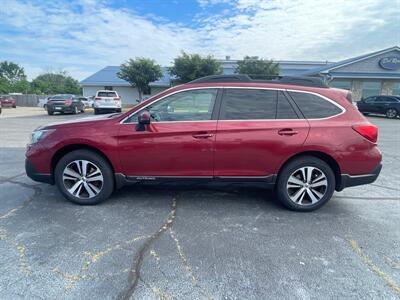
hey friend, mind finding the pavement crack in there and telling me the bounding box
[349,239,400,295]
[0,172,26,183]
[139,276,174,300]
[169,228,214,300]
[117,197,177,300]
[0,176,42,220]
[52,235,148,291]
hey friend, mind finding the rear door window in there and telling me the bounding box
[277,92,298,119]
[220,89,277,120]
[288,91,343,119]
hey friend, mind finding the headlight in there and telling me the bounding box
[30,129,55,144]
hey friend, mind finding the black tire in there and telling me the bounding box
[94,108,99,115]
[80,107,85,113]
[276,156,335,212]
[54,149,114,205]
[116,108,122,113]
[13,105,16,108]
[386,108,397,119]
[47,110,54,115]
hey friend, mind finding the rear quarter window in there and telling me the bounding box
[98,92,117,97]
[288,91,343,119]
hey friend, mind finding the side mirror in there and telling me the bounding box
[136,111,151,131]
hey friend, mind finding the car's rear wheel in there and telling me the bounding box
[54,150,114,205]
[94,108,100,115]
[276,156,335,212]
[386,108,397,119]
[47,110,54,115]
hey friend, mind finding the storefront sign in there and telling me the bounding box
[379,56,400,70]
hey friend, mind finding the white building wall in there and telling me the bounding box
[82,86,168,106]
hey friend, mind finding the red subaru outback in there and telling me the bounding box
[26,75,382,211]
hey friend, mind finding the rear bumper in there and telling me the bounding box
[25,158,54,184]
[338,163,382,191]
[1,102,16,107]
[47,105,75,112]
[93,102,121,109]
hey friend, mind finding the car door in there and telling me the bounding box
[214,88,309,178]
[117,88,220,177]
[372,96,388,114]
[358,96,376,113]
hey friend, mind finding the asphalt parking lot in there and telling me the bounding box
[0,107,399,299]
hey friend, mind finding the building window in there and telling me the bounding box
[104,86,113,90]
[393,82,400,96]
[362,81,381,98]
[329,80,351,90]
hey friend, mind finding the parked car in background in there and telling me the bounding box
[93,90,121,114]
[357,95,400,119]
[80,96,94,108]
[0,95,17,108]
[26,75,382,212]
[38,97,50,110]
[46,94,85,115]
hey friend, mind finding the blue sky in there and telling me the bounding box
[0,0,399,80]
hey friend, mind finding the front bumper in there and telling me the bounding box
[337,163,382,191]
[25,158,54,184]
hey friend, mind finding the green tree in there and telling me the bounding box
[235,56,279,79]
[118,58,162,100]
[31,72,81,95]
[169,52,222,83]
[0,61,26,84]
[0,77,10,94]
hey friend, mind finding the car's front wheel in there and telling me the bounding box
[54,150,114,205]
[386,108,397,119]
[276,156,335,212]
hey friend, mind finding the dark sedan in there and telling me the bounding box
[357,95,400,119]
[47,95,85,115]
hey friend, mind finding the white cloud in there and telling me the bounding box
[0,0,398,80]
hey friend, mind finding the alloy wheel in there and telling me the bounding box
[62,160,104,199]
[386,108,397,118]
[286,166,328,206]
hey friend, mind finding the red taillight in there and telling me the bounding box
[95,97,101,100]
[352,124,378,143]
[65,99,72,106]
[114,97,120,101]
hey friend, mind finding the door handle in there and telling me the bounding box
[192,132,214,139]
[278,128,298,136]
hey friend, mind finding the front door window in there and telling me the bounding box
[127,89,218,123]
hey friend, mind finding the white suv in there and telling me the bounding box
[93,90,122,114]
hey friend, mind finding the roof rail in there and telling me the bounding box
[189,74,252,83]
[188,74,329,88]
